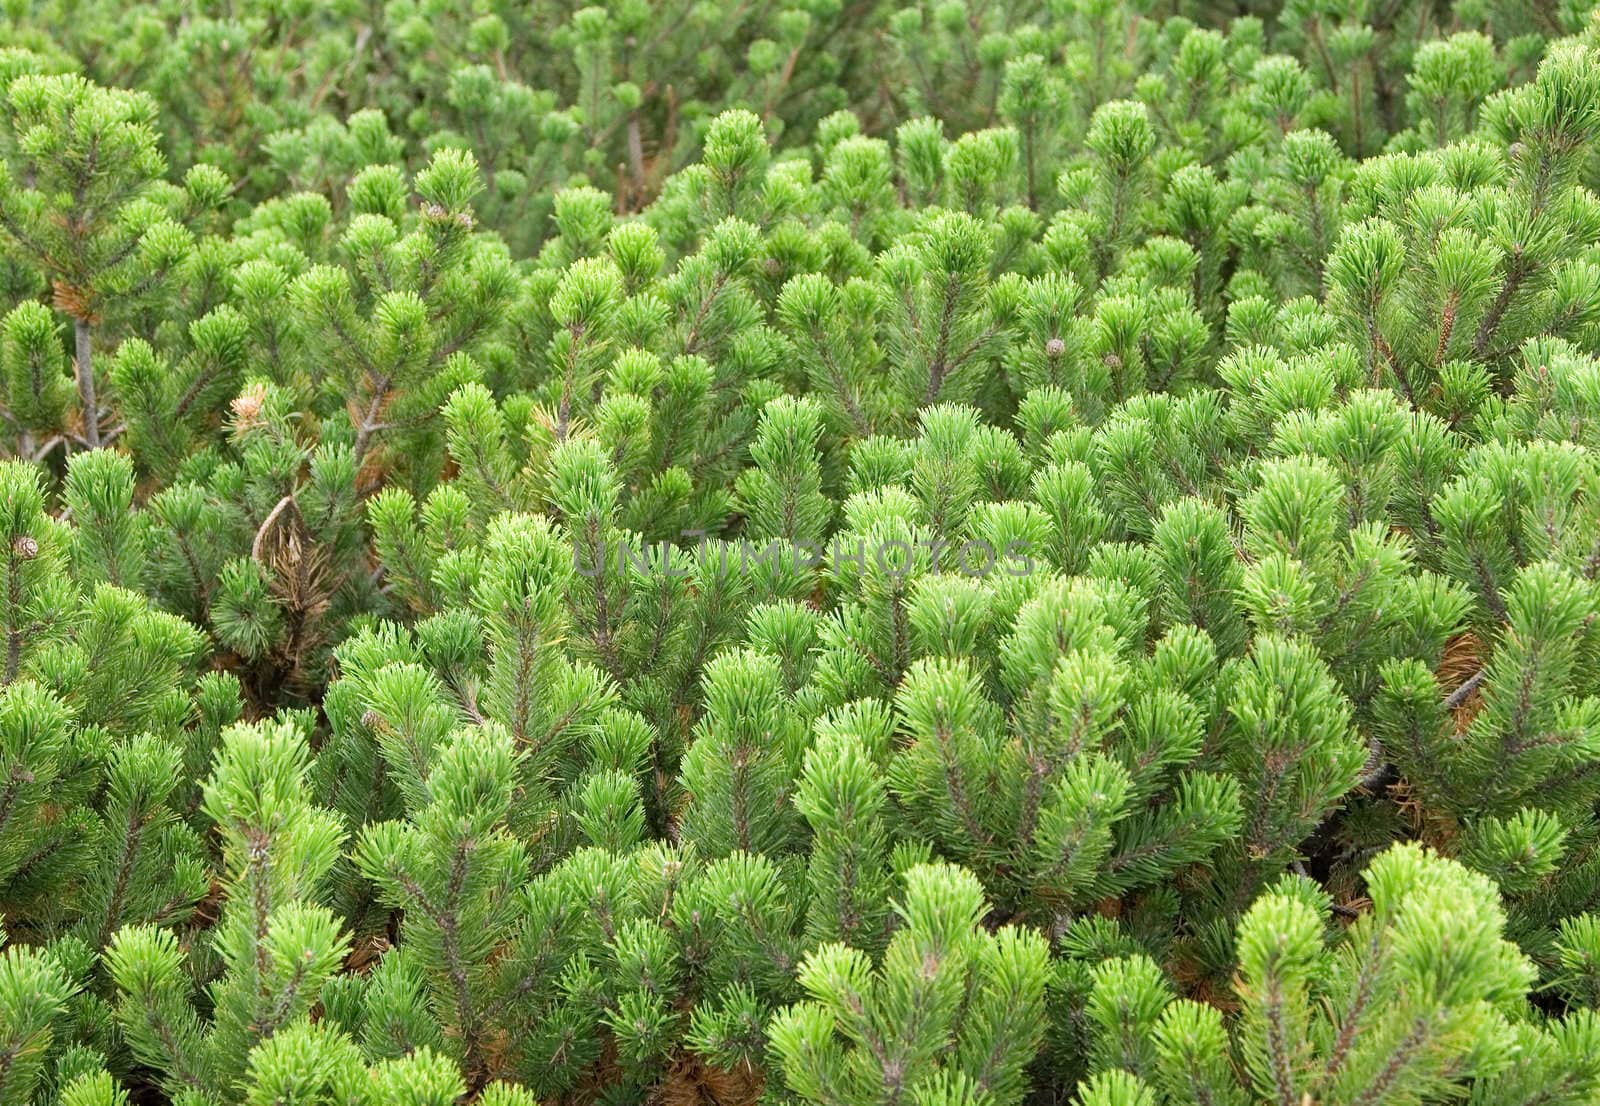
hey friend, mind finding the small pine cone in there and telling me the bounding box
[1045,337,1066,358]
[1103,352,1123,370]
[11,535,37,560]
[231,383,267,427]
[361,709,383,729]
[1509,141,1526,160]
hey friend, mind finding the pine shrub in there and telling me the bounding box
[4,1,1600,1103]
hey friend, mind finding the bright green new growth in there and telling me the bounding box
[3,0,1600,1103]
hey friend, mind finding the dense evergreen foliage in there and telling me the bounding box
[5,0,1600,1103]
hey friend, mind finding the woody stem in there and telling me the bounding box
[75,317,99,448]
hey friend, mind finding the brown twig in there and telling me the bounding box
[251,493,298,563]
